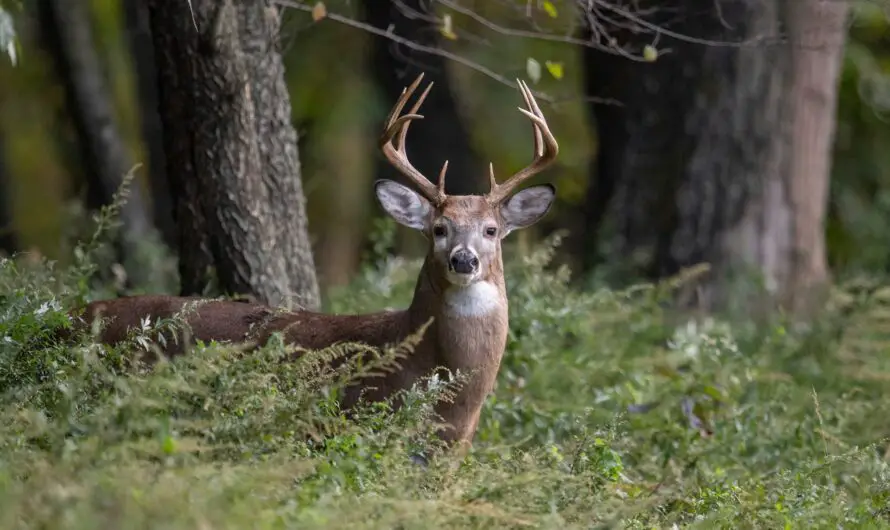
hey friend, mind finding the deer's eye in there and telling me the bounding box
[433,225,447,237]
[484,226,498,238]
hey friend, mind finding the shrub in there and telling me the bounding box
[2,201,890,528]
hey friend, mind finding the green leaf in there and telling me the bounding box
[545,61,564,80]
[161,435,177,455]
[542,1,558,18]
[643,44,658,62]
[701,385,726,402]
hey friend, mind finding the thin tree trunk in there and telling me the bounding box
[37,0,154,286]
[782,0,849,313]
[311,117,373,288]
[122,0,176,249]
[146,0,320,309]
[578,40,630,274]
[0,132,15,256]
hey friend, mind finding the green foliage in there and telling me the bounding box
[829,2,890,274]
[3,204,890,527]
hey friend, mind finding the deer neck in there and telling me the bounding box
[405,256,510,443]
[407,258,509,345]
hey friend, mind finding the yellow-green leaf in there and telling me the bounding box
[161,435,177,455]
[440,13,458,40]
[545,61,564,80]
[542,0,558,18]
[643,44,658,62]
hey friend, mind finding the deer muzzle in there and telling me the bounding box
[449,248,480,275]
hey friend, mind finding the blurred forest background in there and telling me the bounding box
[0,0,888,315]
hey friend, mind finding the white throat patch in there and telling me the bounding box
[443,281,502,317]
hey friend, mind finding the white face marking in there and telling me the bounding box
[443,281,502,317]
[445,270,478,286]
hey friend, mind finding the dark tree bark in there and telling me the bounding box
[362,0,485,196]
[582,0,848,314]
[146,0,320,309]
[122,0,175,249]
[0,133,15,256]
[37,0,154,285]
[144,0,213,297]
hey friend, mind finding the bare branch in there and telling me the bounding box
[277,0,785,105]
[273,0,553,98]
[274,0,559,101]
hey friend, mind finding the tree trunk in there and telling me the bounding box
[146,0,320,309]
[582,4,718,280]
[237,2,320,308]
[122,0,176,249]
[583,0,848,315]
[37,0,154,286]
[781,0,849,313]
[0,132,15,256]
[362,0,485,196]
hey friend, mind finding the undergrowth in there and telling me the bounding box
[3,202,890,528]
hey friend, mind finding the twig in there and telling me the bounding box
[273,0,624,106]
[274,0,550,99]
[591,0,778,49]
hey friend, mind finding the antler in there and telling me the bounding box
[379,73,448,204]
[487,79,559,204]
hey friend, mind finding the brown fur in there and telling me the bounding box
[71,198,513,446]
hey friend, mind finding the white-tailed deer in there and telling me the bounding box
[70,73,558,447]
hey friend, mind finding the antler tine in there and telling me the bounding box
[379,73,444,203]
[438,160,449,197]
[487,79,559,203]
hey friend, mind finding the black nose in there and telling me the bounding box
[450,250,479,274]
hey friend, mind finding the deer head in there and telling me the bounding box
[374,74,559,290]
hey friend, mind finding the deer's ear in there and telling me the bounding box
[375,179,432,231]
[500,184,556,236]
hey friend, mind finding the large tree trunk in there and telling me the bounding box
[146,0,320,309]
[237,2,320,308]
[122,0,176,249]
[37,0,154,286]
[362,0,484,196]
[583,0,848,315]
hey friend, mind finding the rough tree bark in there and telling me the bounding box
[582,0,848,314]
[237,3,320,307]
[146,0,320,309]
[362,0,485,196]
[37,0,154,285]
[122,0,176,249]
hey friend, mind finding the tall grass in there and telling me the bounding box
[2,202,890,528]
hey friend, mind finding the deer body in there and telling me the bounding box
[73,75,558,447]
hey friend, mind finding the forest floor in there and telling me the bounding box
[3,218,890,529]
